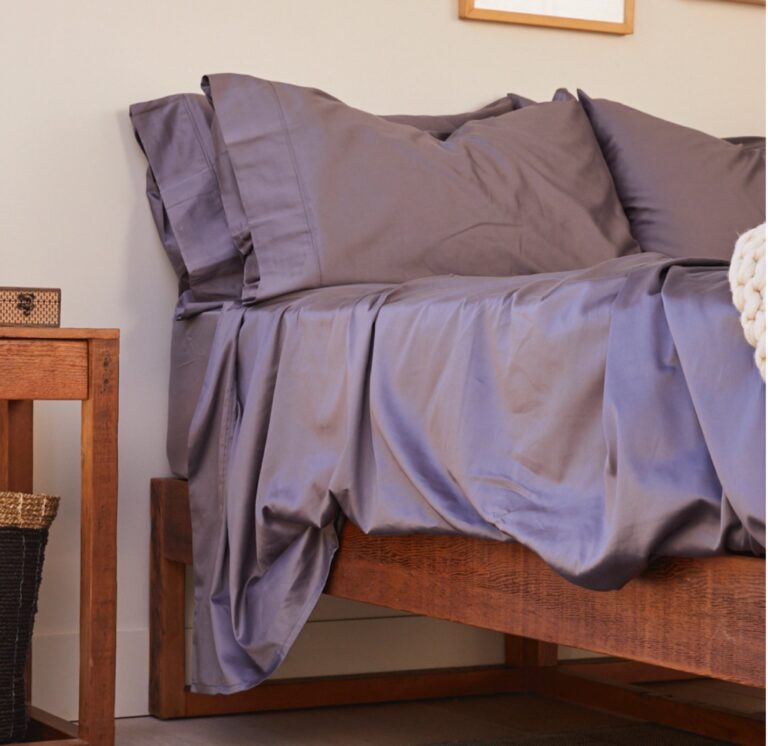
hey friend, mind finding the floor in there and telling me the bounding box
[115,694,731,745]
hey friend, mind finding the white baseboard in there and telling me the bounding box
[187,616,506,684]
[32,628,150,720]
[32,616,506,720]
[32,617,591,720]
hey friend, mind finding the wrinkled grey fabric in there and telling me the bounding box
[185,251,765,694]
[130,91,529,315]
[203,73,638,302]
[129,94,245,308]
[167,311,221,478]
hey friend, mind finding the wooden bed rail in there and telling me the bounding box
[150,478,765,745]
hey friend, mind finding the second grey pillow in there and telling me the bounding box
[579,91,765,260]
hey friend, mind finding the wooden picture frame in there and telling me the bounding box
[459,0,635,35]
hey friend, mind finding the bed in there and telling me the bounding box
[131,73,766,744]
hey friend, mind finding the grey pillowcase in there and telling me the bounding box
[205,90,530,290]
[130,94,245,303]
[511,88,574,108]
[203,73,639,302]
[386,94,526,137]
[578,91,766,261]
[130,91,528,302]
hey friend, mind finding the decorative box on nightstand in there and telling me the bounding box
[0,288,61,328]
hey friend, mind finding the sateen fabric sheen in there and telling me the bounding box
[579,91,766,261]
[129,94,244,310]
[202,73,638,302]
[186,253,765,694]
[130,91,523,314]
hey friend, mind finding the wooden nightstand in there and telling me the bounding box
[0,328,119,746]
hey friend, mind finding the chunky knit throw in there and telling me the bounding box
[729,223,766,381]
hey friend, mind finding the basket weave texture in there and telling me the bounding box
[0,493,59,530]
[0,493,59,744]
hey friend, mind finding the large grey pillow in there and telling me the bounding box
[578,91,766,261]
[203,74,638,302]
[131,91,525,303]
[204,91,528,288]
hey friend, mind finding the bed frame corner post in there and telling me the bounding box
[504,635,558,692]
[149,478,188,719]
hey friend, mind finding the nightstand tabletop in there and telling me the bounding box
[0,327,119,340]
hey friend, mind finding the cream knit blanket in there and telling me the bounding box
[729,223,766,380]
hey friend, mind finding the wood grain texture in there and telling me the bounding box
[0,328,119,340]
[558,658,702,684]
[158,478,193,565]
[78,337,119,746]
[150,479,189,718]
[326,525,765,688]
[183,667,526,718]
[154,479,765,688]
[150,478,764,740]
[0,331,119,745]
[148,479,529,719]
[534,668,765,745]
[0,400,33,492]
[458,0,635,35]
[505,636,558,668]
[0,401,7,489]
[0,341,87,399]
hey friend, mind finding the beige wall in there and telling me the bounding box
[0,0,764,720]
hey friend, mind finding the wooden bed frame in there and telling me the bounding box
[150,478,766,744]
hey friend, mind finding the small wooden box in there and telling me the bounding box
[0,288,61,328]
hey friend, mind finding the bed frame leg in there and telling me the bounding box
[149,479,188,718]
[505,635,558,670]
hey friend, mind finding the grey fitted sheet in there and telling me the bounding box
[180,251,764,695]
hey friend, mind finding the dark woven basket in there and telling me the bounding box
[0,492,58,744]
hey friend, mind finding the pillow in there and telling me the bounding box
[204,91,529,293]
[578,91,766,261]
[130,94,245,303]
[203,73,639,301]
[131,91,527,303]
[386,94,527,137]
[725,136,767,150]
[510,88,575,108]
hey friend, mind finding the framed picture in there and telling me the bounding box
[459,0,635,35]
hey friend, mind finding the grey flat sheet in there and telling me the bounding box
[185,252,765,694]
[167,311,220,478]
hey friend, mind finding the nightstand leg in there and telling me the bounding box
[0,400,34,705]
[0,399,33,492]
[79,339,118,746]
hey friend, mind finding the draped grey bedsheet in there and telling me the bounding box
[177,251,765,694]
